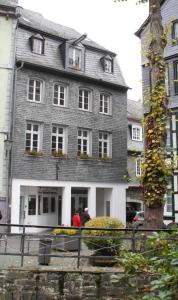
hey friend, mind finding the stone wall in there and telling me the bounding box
[0,268,152,300]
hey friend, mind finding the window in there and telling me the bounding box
[77,129,90,156]
[78,89,91,111]
[172,22,178,44]
[53,83,67,107]
[136,159,142,177]
[69,47,82,70]
[166,191,172,213]
[30,34,44,55]
[166,121,171,149]
[132,125,142,141]
[101,56,113,73]
[43,197,48,213]
[165,64,170,96]
[51,197,55,213]
[42,196,56,214]
[25,122,40,152]
[99,93,111,115]
[174,61,178,95]
[28,196,36,215]
[51,126,66,154]
[28,79,43,102]
[104,59,112,73]
[98,132,112,158]
[33,39,43,54]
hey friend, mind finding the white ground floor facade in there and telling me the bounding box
[11,179,127,233]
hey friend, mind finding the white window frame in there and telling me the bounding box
[104,59,112,73]
[51,125,67,154]
[69,47,82,70]
[165,192,172,214]
[165,64,170,96]
[98,131,112,158]
[136,158,142,177]
[132,125,142,141]
[78,89,92,111]
[53,83,67,107]
[25,122,41,152]
[173,22,178,42]
[99,93,111,115]
[28,78,43,103]
[33,38,43,54]
[77,129,91,156]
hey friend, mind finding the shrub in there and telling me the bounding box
[83,216,124,256]
[52,228,79,236]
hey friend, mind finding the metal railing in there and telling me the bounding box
[0,223,177,269]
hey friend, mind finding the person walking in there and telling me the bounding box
[81,208,91,226]
[72,210,81,227]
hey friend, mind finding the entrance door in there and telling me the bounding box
[24,195,37,225]
[71,193,88,217]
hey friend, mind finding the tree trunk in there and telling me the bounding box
[143,0,168,229]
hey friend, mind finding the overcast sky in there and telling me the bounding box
[18,0,148,101]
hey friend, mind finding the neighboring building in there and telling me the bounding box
[127,99,143,212]
[136,0,178,222]
[0,1,128,232]
[0,0,20,226]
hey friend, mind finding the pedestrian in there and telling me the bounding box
[72,210,81,227]
[81,208,91,226]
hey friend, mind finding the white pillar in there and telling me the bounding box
[88,186,96,218]
[62,185,71,226]
[111,185,127,225]
[11,180,21,233]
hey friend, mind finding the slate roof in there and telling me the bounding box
[19,9,114,54]
[127,99,143,120]
[0,0,18,6]
[14,7,127,88]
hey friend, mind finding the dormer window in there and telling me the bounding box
[101,55,113,73]
[30,34,45,55]
[69,47,82,70]
[172,21,178,44]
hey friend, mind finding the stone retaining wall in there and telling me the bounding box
[0,268,152,299]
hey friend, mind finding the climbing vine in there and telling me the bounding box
[115,0,175,228]
[142,51,173,207]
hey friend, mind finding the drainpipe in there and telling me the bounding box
[6,5,23,227]
[7,60,24,227]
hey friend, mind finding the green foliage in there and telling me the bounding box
[118,230,178,300]
[120,251,149,274]
[52,228,79,235]
[83,216,124,255]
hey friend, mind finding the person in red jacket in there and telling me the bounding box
[72,210,81,227]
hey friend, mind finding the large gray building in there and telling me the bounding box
[0,1,128,231]
[136,0,178,222]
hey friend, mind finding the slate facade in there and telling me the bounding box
[0,1,128,231]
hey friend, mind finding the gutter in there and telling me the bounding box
[16,60,129,91]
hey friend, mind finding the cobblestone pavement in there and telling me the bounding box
[0,234,93,269]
